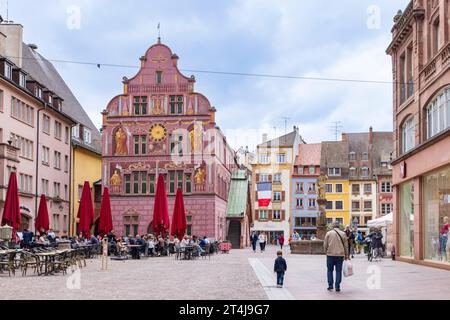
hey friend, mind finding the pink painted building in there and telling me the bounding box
[0,23,76,235]
[102,39,237,239]
[387,0,450,270]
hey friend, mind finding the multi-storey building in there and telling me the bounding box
[372,132,394,219]
[0,23,76,235]
[387,0,450,269]
[251,129,303,242]
[292,143,321,239]
[321,138,350,227]
[102,39,236,239]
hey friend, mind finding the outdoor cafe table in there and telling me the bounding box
[127,245,142,259]
[182,246,196,260]
[36,250,69,276]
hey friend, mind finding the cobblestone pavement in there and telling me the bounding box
[0,251,266,300]
[2,246,450,300]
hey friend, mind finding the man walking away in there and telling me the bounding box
[324,221,349,292]
[274,251,287,288]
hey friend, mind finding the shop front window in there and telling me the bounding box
[400,182,414,258]
[423,166,450,263]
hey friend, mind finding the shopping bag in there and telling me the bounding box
[343,260,354,277]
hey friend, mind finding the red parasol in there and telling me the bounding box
[35,194,50,233]
[171,188,187,240]
[77,181,94,238]
[152,174,170,237]
[98,187,113,236]
[1,172,21,240]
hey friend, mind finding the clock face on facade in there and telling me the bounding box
[149,124,167,142]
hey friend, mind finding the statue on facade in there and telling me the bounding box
[189,129,202,152]
[194,167,206,185]
[153,99,163,115]
[109,170,122,188]
[115,128,128,155]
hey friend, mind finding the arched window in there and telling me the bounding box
[426,87,450,139]
[401,116,415,154]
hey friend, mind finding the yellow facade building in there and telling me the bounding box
[321,140,351,227]
[69,130,102,236]
[323,180,350,226]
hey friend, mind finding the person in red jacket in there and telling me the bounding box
[279,234,285,250]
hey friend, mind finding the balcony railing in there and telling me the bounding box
[0,143,19,162]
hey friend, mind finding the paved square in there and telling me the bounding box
[1,246,450,300]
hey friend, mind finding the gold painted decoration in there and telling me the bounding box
[110,170,122,186]
[153,99,163,115]
[151,54,167,64]
[115,127,128,155]
[149,123,167,142]
[194,166,206,185]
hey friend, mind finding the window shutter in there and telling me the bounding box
[256,174,260,182]
[268,210,273,221]
[269,175,273,182]
[281,210,286,221]
[255,191,258,201]
[282,191,286,202]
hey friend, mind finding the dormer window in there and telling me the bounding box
[83,128,92,144]
[4,62,12,79]
[362,152,369,161]
[19,73,26,88]
[48,94,52,104]
[349,152,356,161]
[72,124,80,139]
[328,167,341,177]
[35,86,43,99]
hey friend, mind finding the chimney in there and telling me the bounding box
[0,31,6,57]
[341,133,348,142]
[0,23,23,68]
[369,126,374,145]
[262,133,268,143]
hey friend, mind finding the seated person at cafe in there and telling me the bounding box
[135,235,145,254]
[89,235,100,245]
[116,239,128,256]
[147,236,156,256]
[181,235,190,248]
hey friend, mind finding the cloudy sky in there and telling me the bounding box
[8,0,409,151]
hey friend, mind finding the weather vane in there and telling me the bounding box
[157,22,161,43]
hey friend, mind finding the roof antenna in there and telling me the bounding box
[6,0,9,22]
[157,22,161,44]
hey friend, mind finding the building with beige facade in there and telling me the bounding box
[251,128,303,242]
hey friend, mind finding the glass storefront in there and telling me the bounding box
[423,166,450,263]
[400,182,414,257]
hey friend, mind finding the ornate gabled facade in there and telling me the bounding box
[102,39,237,239]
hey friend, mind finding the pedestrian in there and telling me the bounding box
[258,232,267,253]
[356,231,363,254]
[279,234,285,250]
[274,251,287,288]
[324,221,349,292]
[344,226,355,259]
[250,232,258,253]
[21,228,33,249]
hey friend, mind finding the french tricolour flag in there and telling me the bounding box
[257,182,272,207]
